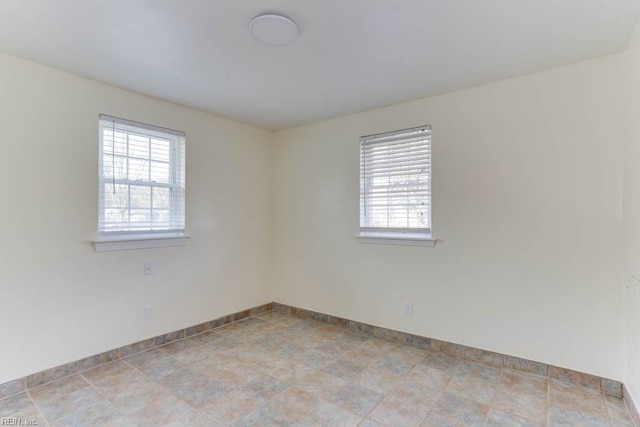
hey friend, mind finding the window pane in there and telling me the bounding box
[153,187,171,209]
[98,116,185,236]
[104,208,128,224]
[130,185,151,208]
[104,184,129,208]
[130,209,151,224]
[102,129,127,156]
[151,139,171,162]
[102,155,127,180]
[152,210,171,228]
[128,134,150,158]
[151,161,170,184]
[128,158,149,181]
[360,126,431,232]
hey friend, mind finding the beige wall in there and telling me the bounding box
[273,54,627,380]
[0,47,631,385]
[0,52,273,383]
[624,17,640,405]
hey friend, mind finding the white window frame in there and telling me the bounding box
[93,115,188,252]
[358,125,436,247]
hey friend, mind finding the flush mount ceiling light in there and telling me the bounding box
[249,13,298,46]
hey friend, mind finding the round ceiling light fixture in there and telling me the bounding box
[249,13,298,46]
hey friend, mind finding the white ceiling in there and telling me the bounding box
[0,1,639,130]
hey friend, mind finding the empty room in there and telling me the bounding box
[2,1,640,426]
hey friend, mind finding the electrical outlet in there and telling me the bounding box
[144,304,155,320]
[144,261,155,276]
[404,303,413,317]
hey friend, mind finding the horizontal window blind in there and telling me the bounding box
[98,115,186,237]
[360,125,431,235]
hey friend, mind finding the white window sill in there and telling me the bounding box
[356,233,437,247]
[93,236,190,252]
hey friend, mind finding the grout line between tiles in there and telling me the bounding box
[6,310,635,427]
[1,298,627,427]
[26,389,52,427]
[273,301,623,399]
[0,303,273,400]
[120,352,220,425]
[483,368,504,427]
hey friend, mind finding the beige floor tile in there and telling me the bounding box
[0,393,34,417]
[359,418,385,427]
[29,375,90,404]
[455,360,502,381]
[230,402,295,426]
[160,370,231,408]
[122,348,168,368]
[267,359,316,384]
[548,403,611,427]
[241,375,289,403]
[445,376,499,406]
[492,388,548,422]
[0,394,46,427]
[269,386,322,420]
[328,383,384,416]
[405,363,453,391]
[200,389,262,424]
[486,408,545,427]
[352,368,401,395]
[127,397,219,427]
[223,361,269,384]
[336,331,371,347]
[341,347,386,365]
[309,340,355,359]
[372,354,419,377]
[548,380,609,418]
[500,369,548,398]
[294,347,339,368]
[388,380,441,409]
[296,370,347,399]
[156,338,201,355]
[52,400,134,427]
[92,371,167,414]
[360,339,398,354]
[170,345,217,365]
[135,354,185,381]
[299,401,364,427]
[37,386,104,421]
[604,395,634,427]
[322,358,369,379]
[385,346,428,364]
[1,311,634,427]
[421,392,489,427]
[202,366,252,389]
[368,395,431,427]
[81,360,132,384]
[420,352,462,372]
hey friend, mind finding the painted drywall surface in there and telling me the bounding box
[623,17,640,404]
[0,52,273,383]
[272,55,626,379]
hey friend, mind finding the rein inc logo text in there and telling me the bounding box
[1,418,38,425]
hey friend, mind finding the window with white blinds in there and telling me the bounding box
[98,115,185,238]
[360,125,431,237]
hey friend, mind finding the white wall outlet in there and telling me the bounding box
[404,303,413,317]
[144,261,155,276]
[144,304,155,320]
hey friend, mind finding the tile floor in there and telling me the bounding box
[0,312,634,426]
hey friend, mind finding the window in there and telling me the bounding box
[96,115,186,250]
[359,125,433,244]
